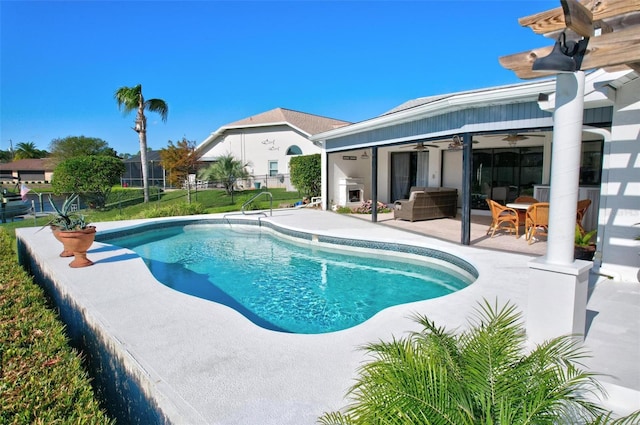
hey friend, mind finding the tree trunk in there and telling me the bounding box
[137,106,149,203]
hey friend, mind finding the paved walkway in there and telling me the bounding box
[16,209,639,424]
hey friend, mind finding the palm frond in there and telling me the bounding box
[113,85,141,114]
[347,337,468,424]
[457,300,526,418]
[317,411,354,425]
[590,409,640,425]
[319,299,634,424]
[145,98,169,122]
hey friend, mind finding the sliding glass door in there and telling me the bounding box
[472,147,543,209]
[390,151,429,201]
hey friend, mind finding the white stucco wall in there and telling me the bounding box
[597,76,640,282]
[327,154,368,208]
[199,125,321,177]
[442,150,463,207]
[325,146,448,209]
[376,148,394,202]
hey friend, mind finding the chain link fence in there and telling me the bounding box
[181,174,295,192]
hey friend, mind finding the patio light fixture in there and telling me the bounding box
[532,31,589,73]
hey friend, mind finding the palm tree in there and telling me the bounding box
[198,154,251,201]
[114,84,168,202]
[14,142,46,159]
[319,300,640,425]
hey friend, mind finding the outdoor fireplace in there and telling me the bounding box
[338,177,364,206]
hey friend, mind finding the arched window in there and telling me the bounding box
[286,145,302,155]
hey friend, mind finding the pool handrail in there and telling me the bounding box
[241,191,273,216]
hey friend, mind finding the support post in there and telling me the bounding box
[527,72,592,343]
[371,147,378,223]
[461,133,472,245]
[321,146,328,211]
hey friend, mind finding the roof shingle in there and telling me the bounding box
[226,108,351,136]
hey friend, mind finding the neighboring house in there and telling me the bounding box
[311,69,640,283]
[0,158,54,183]
[196,107,350,189]
[121,151,167,189]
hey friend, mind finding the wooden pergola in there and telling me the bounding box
[499,0,640,78]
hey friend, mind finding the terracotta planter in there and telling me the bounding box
[51,226,74,257]
[574,244,596,261]
[55,226,97,268]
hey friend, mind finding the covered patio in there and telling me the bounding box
[312,2,640,285]
[349,211,548,257]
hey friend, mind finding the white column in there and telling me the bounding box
[546,72,585,264]
[527,72,592,344]
[321,143,327,210]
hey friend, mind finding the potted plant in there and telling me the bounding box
[48,194,96,268]
[574,224,597,261]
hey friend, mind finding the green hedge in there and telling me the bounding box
[289,154,320,197]
[0,228,113,424]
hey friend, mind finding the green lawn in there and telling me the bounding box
[1,187,304,238]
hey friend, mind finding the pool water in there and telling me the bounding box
[107,224,470,334]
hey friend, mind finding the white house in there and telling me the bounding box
[311,69,640,283]
[196,108,350,189]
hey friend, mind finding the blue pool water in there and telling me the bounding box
[106,224,471,334]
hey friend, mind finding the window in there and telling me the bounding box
[472,147,543,209]
[579,141,603,185]
[286,145,302,155]
[269,160,278,177]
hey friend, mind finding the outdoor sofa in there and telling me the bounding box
[393,187,458,222]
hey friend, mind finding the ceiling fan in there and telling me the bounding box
[400,142,439,151]
[488,132,546,142]
[432,135,477,150]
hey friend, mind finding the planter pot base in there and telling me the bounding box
[69,253,94,268]
[55,227,96,268]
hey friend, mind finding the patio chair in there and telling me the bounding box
[576,199,592,233]
[525,202,550,244]
[514,196,538,203]
[486,199,519,238]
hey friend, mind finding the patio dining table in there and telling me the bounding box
[505,202,534,210]
[506,202,534,227]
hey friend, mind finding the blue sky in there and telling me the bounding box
[1,0,558,156]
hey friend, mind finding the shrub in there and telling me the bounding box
[52,155,125,208]
[289,154,320,197]
[335,206,353,214]
[0,228,113,423]
[134,202,205,218]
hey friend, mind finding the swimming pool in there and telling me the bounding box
[102,221,474,334]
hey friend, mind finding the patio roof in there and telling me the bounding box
[311,79,558,142]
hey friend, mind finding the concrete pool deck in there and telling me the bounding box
[16,209,640,424]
